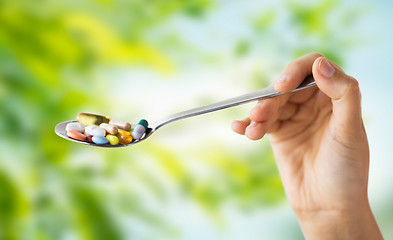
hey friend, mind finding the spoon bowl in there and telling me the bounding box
[55,120,154,148]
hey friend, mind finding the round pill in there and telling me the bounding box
[106,135,119,145]
[67,130,86,141]
[85,126,106,137]
[92,135,109,145]
[66,122,85,132]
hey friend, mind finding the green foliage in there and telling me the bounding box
[0,171,28,240]
[253,10,277,32]
[0,0,363,239]
[288,0,338,37]
[234,40,251,57]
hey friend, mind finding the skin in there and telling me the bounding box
[232,53,383,239]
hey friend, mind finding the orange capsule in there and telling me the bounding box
[117,129,133,144]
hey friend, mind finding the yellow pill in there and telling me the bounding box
[76,112,111,126]
[106,135,119,145]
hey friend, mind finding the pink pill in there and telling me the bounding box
[67,130,87,141]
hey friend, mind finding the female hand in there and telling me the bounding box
[232,53,383,239]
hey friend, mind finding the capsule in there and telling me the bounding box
[76,112,111,126]
[99,123,118,135]
[132,119,148,140]
[117,129,133,144]
[109,120,131,131]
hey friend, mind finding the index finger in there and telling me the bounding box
[274,52,322,93]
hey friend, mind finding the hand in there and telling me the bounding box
[232,53,383,239]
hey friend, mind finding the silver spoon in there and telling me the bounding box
[55,76,316,148]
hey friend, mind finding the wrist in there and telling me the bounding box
[295,203,383,240]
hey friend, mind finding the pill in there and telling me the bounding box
[132,126,145,140]
[109,120,131,131]
[86,135,94,143]
[132,119,148,140]
[106,135,119,145]
[68,113,147,146]
[67,130,87,141]
[117,129,133,144]
[77,112,111,126]
[92,135,109,145]
[66,122,85,132]
[99,123,118,135]
[85,125,106,137]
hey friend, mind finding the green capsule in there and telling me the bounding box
[138,119,148,129]
[76,112,111,126]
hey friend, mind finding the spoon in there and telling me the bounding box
[55,75,316,148]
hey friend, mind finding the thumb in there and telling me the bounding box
[312,57,363,128]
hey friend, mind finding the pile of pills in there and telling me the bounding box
[65,112,149,146]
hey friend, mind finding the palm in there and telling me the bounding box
[267,88,369,213]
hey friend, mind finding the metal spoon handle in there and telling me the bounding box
[151,75,316,130]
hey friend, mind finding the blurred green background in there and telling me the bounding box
[1,0,393,239]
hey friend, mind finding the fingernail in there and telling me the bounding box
[246,121,256,131]
[319,58,335,78]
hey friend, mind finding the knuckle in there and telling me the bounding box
[285,61,297,70]
[309,52,324,59]
[345,76,361,98]
[286,52,324,70]
[347,76,360,90]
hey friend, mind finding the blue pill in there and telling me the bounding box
[92,135,109,145]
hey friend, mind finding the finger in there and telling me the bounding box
[231,118,250,135]
[245,97,283,140]
[250,97,281,123]
[274,52,323,93]
[266,120,282,134]
[288,85,318,104]
[277,102,298,121]
[245,121,267,140]
[312,57,362,129]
